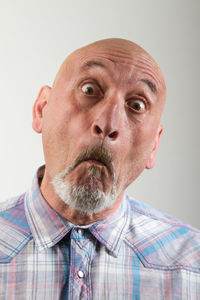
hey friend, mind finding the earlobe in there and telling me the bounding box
[32,85,51,133]
[146,125,163,170]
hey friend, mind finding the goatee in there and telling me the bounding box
[51,146,117,215]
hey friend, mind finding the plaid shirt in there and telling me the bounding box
[0,167,200,299]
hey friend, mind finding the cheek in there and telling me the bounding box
[43,92,79,138]
[115,120,158,187]
[134,114,160,146]
[126,121,156,159]
[134,127,154,150]
[67,113,91,138]
[41,97,92,166]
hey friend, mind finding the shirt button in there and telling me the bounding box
[78,270,84,278]
[78,229,84,235]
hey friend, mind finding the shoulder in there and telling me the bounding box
[0,194,32,263]
[0,193,27,211]
[124,194,200,273]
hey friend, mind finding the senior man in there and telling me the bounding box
[0,38,199,299]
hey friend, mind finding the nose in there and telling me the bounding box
[91,101,123,141]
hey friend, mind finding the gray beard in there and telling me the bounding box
[51,166,117,215]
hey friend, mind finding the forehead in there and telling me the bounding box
[67,47,163,93]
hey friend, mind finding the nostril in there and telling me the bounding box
[108,131,118,139]
[94,125,103,134]
[93,125,118,139]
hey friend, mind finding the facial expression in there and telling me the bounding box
[33,39,166,212]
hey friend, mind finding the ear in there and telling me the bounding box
[32,85,51,133]
[146,125,163,170]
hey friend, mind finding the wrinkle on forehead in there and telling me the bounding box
[53,38,166,100]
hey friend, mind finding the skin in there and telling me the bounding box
[32,38,166,225]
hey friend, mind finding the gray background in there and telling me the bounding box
[0,0,199,228]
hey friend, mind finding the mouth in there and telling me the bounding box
[70,146,113,177]
[59,146,115,194]
[83,159,106,167]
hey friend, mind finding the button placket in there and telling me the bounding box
[69,228,94,299]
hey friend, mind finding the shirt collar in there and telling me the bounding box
[89,195,129,257]
[25,166,129,256]
[24,166,73,251]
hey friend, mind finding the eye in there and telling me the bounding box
[127,99,146,113]
[81,83,100,96]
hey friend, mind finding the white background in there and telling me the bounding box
[0,0,199,228]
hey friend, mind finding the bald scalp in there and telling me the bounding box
[53,38,166,102]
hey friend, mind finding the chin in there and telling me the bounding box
[51,170,117,215]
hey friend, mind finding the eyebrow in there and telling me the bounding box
[140,79,157,94]
[81,61,158,94]
[81,60,107,71]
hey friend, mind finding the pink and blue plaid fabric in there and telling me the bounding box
[0,167,200,299]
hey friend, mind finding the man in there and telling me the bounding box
[0,38,199,299]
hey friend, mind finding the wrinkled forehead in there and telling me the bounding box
[54,41,166,97]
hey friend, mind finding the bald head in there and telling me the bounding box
[54,38,166,102]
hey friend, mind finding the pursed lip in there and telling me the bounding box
[83,159,106,167]
[68,146,114,179]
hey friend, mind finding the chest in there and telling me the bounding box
[0,236,199,300]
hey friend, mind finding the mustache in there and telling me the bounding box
[67,145,114,178]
